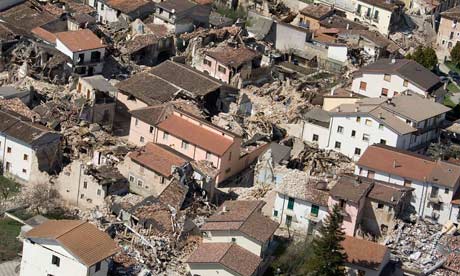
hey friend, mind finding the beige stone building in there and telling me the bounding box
[436,6,460,61]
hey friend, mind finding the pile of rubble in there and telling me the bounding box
[385,219,447,274]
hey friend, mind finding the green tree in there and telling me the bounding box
[406,46,438,70]
[304,204,347,276]
[451,42,460,65]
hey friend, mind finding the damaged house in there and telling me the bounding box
[128,105,269,184]
[194,45,262,87]
[76,75,117,127]
[89,0,156,24]
[0,109,62,183]
[116,60,238,115]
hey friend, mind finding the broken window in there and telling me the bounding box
[5,162,10,172]
[312,134,319,141]
[368,170,375,179]
[23,154,28,161]
[160,176,165,184]
[377,203,384,209]
[430,186,439,198]
[285,215,292,227]
[380,139,386,145]
[206,151,211,160]
[359,81,367,91]
[204,59,212,66]
[339,199,346,208]
[403,79,409,87]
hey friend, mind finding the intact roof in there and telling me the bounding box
[201,200,279,243]
[0,109,59,146]
[368,180,413,206]
[128,143,191,178]
[81,75,117,93]
[106,0,152,14]
[25,220,119,266]
[0,1,56,35]
[156,0,196,13]
[157,114,235,156]
[276,168,329,206]
[303,107,331,127]
[300,4,333,20]
[357,144,460,188]
[55,29,105,52]
[206,46,260,68]
[187,243,262,276]
[355,59,440,91]
[441,6,460,21]
[330,175,373,203]
[358,0,404,11]
[342,236,388,270]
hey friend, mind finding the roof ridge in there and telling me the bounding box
[55,220,87,239]
[166,60,221,85]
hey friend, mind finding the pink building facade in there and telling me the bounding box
[328,197,365,236]
[198,55,233,83]
[128,108,268,184]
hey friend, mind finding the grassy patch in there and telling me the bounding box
[444,96,457,108]
[448,82,460,93]
[446,61,460,74]
[0,218,22,262]
[215,6,246,21]
[0,175,20,200]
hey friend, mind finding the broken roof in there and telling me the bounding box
[358,0,404,11]
[25,220,119,266]
[330,175,373,203]
[157,179,188,211]
[106,0,154,14]
[440,5,460,21]
[156,112,236,156]
[205,46,260,68]
[187,243,262,276]
[55,29,105,52]
[80,75,117,94]
[156,0,196,13]
[357,144,460,188]
[355,59,440,91]
[368,181,413,206]
[275,168,329,206]
[300,3,333,20]
[0,1,56,35]
[320,15,368,30]
[201,200,279,243]
[342,236,388,270]
[128,143,191,178]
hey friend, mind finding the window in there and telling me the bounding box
[23,154,28,161]
[95,262,101,272]
[149,126,154,133]
[379,123,384,130]
[380,139,386,145]
[339,199,346,208]
[134,118,138,126]
[337,126,344,133]
[80,194,84,199]
[357,4,362,13]
[83,181,88,189]
[384,74,391,81]
[228,152,232,161]
[403,79,409,87]
[129,175,135,183]
[90,51,101,63]
[373,10,379,20]
[311,205,319,217]
[52,255,60,267]
[160,176,165,184]
[430,186,439,198]
[362,134,370,141]
[351,130,356,137]
[22,169,27,173]
[354,148,361,155]
[359,81,367,91]
[287,197,295,210]
[377,203,384,209]
[7,147,11,153]
[206,151,211,160]
[406,119,412,125]
[181,141,189,150]
[231,237,237,242]
[225,168,231,174]
[5,162,10,172]
[139,136,144,143]
[404,179,412,187]
[285,215,292,227]
[217,65,227,73]
[368,170,375,179]
[334,141,341,149]
[97,189,101,196]
[356,117,361,123]
[163,132,169,140]
[77,53,84,64]
[365,119,372,126]
[273,210,278,217]
[312,134,319,142]
[203,59,212,66]
[137,179,143,187]
[381,88,388,96]
[445,188,449,194]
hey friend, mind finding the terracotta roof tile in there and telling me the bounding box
[128,143,191,177]
[55,29,105,52]
[206,46,260,68]
[330,175,373,203]
[25,220,119,266]
[342,236,388,270]
[106,0,153,14]
[157,114,234,156]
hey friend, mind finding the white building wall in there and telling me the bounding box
[56,39,74,60]
[301,122,330,149]
[346,2,393,35]
[351,73,427,98]
[187,263,237,276]
[327,45,348,63]
[328,115,400,160]
[97,2,119,23]
[1,136,34,181]
[203,231,263,256]
[272,192,328,233]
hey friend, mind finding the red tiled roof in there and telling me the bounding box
[55,29,105,52]
[187,243,262,276]
[342,236,388,270]
[157,114,234,156]
[25,220,119,266]
[31,26,56,44]
[128,143,191,177]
